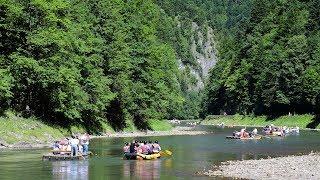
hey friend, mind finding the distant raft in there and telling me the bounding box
[226,136,262,140]
[42,151,92,161]
[123,153,161,160]
[264,131,284,136]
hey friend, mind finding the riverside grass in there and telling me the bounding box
[0,111,172,146]
[202,114,317,129]
[148,119,173,131]
[0,111,86,145]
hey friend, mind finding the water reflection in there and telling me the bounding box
[123,160,161,179]
[51,160,89,180]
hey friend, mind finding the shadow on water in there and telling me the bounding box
[306,114,320,129]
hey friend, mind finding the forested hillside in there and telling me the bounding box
[202,0,320,117]
[1,0,319,132]
[1,0,185,131]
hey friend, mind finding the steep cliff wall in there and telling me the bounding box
[178,22,218,91]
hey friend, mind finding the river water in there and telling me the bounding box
[1,126,320,179]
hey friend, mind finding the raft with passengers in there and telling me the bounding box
[123,140,170,160]
[226,128,262,140]
[226,124,300,139]
[43,133,92,161]
[263,124,299,136]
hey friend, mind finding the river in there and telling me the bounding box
[0,125,320,179]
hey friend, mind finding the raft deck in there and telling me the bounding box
[42,151,92,161]
[226,136,262,140]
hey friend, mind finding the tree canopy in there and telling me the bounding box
[202,0,320,117]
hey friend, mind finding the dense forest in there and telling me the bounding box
[202,0,320,117]
[1,0,319,131]
[1,0,186,131]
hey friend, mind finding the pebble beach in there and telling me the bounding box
[205,153,320,179]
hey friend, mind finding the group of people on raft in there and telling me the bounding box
[232,128,258,138]
[263,124,286,136]
[123,140,162,155]
[52,133,90,156]
[263,124,299,135]
[231,124,300,138]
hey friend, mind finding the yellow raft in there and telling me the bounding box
[137,153,161,160]
[124,153,161,160]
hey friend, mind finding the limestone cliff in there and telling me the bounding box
[178,22,218,91]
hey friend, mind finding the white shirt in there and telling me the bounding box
[70,138,79,146]
[252,129,258,134]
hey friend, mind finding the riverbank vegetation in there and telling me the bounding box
[201,114,318,129]
[0,111,72,146]
[0,111,173,147]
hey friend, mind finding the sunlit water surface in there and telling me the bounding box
[1,125,320,179]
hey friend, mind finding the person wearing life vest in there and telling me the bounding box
[152,140,161,153]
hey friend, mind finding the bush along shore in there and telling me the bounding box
[0,112,208,149]
[201,114,320,129]
[205,152,320,180]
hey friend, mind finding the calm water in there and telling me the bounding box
[1,126,320,180]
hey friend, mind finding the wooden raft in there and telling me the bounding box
[226,136,262,140]
[42,151,92,161]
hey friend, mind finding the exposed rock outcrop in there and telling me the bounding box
[178,22,218,91]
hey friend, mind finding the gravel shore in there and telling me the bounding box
[91,126,211,138]
[0,127,210,149]
[205,153,320,180]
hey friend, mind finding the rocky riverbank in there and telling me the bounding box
[0,142,51,149]
[0,126,210,149]
[91,126,211,138]
[205,153,320,179]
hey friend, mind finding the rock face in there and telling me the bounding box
[179,22,218,91]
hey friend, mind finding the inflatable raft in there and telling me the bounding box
[226,136,262,140]
[124,153,161,160]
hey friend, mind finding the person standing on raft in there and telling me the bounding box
[80,133,90,155]
[70,135,80,156]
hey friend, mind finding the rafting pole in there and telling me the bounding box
[160,150,172,157]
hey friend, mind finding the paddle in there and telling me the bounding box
[160,150,172,157]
